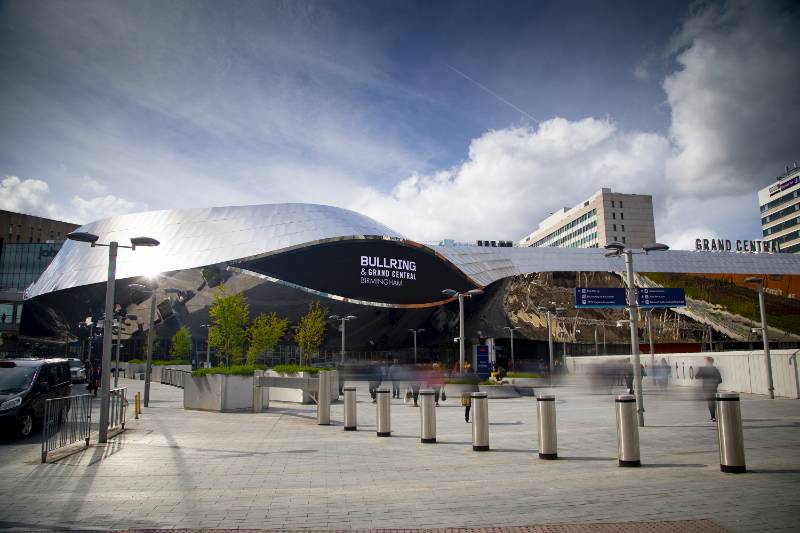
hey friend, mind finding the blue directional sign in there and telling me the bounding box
[574,287,627,308]
[476,345,490,379]
[637,288,686,308]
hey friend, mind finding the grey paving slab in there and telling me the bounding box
[1,377,798,532]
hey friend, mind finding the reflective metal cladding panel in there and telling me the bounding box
[25,202,800,304]
[431,245,800,286]
[25,204,403,298]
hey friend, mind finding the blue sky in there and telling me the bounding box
[1,0,799,248]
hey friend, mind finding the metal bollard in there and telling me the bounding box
[419,389,436,443]
[536,394,557,459]
[716,392,746,473]
[615,394,640,467]
[343,386,357,431]
[376,388,391,437]
[317,371,331,425]
[471,392,489,451]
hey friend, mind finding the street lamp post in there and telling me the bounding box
[745,277,775,399]
[503,326,520,370]
[129,284,157,407]
[408,328,425,364]
[605,241,669,427]
[66,232,159,443]
[537,304,565,379]
[329,315,356,364]
[200,324,212,368]
[114,319,122,388]
[442,288,484,374]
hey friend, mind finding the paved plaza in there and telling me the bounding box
[0,377,798,532]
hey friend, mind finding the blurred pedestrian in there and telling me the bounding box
[368,362,382,403]
[658,358,671,391]
[462,392,471,422]
[388,359,400,398]
[695,356,723,422]
[623,361,634,394]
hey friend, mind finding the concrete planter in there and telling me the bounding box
[509,377,547,396]
[152,364,192,382]
[184,374,262,412]
[443,383,480,398]
[265,370,339,404]
[125,363,146,379]
[478,384,521,398]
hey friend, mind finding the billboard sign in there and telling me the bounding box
[237,238,477,306]
[574,287,627,308]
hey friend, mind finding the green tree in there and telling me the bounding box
[247,312,289,365]
[170,326,191,359]
[293,301,327,361]
[208,283,250,366]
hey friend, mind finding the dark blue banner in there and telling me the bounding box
[574,287,627,308]
[637,287,686,308]
[476,345,490,379]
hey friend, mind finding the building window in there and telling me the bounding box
[613,224,617,231]
[611,200,615,208]
[619,201,623,208]
[622,236,626,244]
[614,236,618,242]
[620,212,624,220]
[612,213,616,220]
[621,225,625,231]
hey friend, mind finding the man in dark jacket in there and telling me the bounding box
[695,356,723,421]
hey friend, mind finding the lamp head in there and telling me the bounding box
[643,242,669,253]
[66,231,99,246]
[467,288,484,296]
[130,236,160,250]
[345,315,357,320]
[329,315,340,320]
[442,289,458,297]
[604,241,625,254]
[744,277,763,285]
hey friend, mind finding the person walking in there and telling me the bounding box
[695,356,723,422]
[368,362,382,403]
[623,361,634,394]
[388,359,400,399]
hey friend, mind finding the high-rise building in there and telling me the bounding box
[759,164,800,254]
[0,210,79,332]
[519,188,656,249]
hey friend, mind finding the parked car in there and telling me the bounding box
[0,359,72,438]
[67,358,87,383]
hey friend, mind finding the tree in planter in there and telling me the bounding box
[207,283,250,366]
[293,301,327,361]
[170,326,191,360]
[247,312,289,365]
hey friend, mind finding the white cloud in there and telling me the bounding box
[0,174,139,224]
[82,176,107,194]
[0,176,60,219]
[633,59,650,82]
[69,194,138,224]
[663,0,800,195]
[349,117,670,242]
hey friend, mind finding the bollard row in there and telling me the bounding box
[316,385,746,473]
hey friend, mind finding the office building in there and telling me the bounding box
[0,210,79,332]
[518,188,656,249]
[759,164,800,254]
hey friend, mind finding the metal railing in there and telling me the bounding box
[41,393,91,463]
[161,368,190,388]
[108,387,127,434]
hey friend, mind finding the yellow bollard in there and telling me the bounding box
[135,392,141,419]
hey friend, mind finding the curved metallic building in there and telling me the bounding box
[22,202,800,342]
